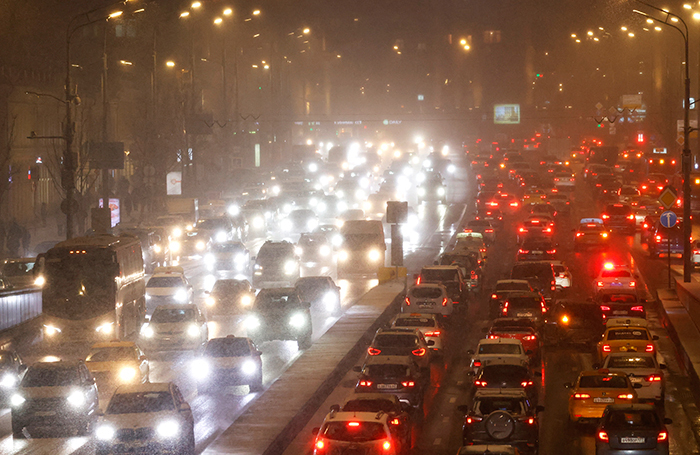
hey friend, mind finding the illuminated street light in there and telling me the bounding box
[647,18,654,23]
[119,60,133,65]
[628,32,635,37]
[166,61,176,68]
[587,30,593,36]
[570,33,577,38]
[180,11,190,18]
[460,38,467,45]
[214,17,223,24]
[303,28,310,34]
[191,2,202,8]
[694,12,700,19]
[252,9,261,15]
[575,39,581,43]
[684,3,693,9]
[109,11,123,18]
[463,45,470,50]
[263,64,269,69]
[621,26,628,31]
[655,26,662,30]
[223,8,233,15]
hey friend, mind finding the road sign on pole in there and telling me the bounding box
[660,211,678,229]
[658,186,678,209]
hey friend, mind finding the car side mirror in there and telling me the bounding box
[139,355,147,362]
[352,366,362,373]
[312,427,320,436]
[86,377,96,386]
[652,335,659,340]
[179,402,191,412]
[633,383,643,389]
[97,410,104,417]
[664,418,673,425]
[457,405,470,414]
[660,363,667,370]
[427,340,435,346]
[466,349,474,355]
[536,405,545,413]
[329,404,340,413]
[563,382,573,389]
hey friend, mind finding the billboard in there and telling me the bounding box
[167,171,182,195]
[98,198,120,228]
[494,104,521,124]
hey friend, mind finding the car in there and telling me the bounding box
[458,389,542,453]
[176,228,211,258]
[0,258,38,288]
[516,238,557,261]
[596,290,647,321]
[522,190,548,206]
[354,355,428,408]
[295,276,342,316]
[466,219,496,244]
[469,338,530,373]
[487,319,541,363]
[618,185,641,204]
[0,276,14,291]
[145,266,194,306]
[454,232,487,252]
[489,280,533,319]
[594,263,637,293]
[574,219,610,251]
[85,340,149,386]
[595,404,671,455]
[195,216,235,243]
[566,370,641,423]
[312,408,404,455]
[547,193,571,214]
[597,318,658,362]
[140,304,209,351]
[551,261,572,289]
[456,445,522,455]
[600,353,666,405]
[245,287,313,350]
[117,227,170,273]
[366,328,434,371]
[516,218,554,243]
[649,220,684,258]
[478,209,505,229]
[0,349,27,400]
[203,241,250,272]
[10,360,99,437]
[545,301,604,348]
[640,216,659,244]
[472,358,539,403]
[191,336,263,393]
[204,279,256,316]
[296,233,333,266]
[417,265,468,306]
[529,204,557,219]
[601,204,636,234]
[390,313,445,352]
[501,292,547,327]
[439,250,484,291]
[94,382,195,455]
[253,240,301,288]
[402,284,453,317]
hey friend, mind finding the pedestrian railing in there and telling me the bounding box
[0,288,41,332]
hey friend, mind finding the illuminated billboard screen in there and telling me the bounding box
[494,104,521,124]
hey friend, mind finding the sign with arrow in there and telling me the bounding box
[660,211,678,229]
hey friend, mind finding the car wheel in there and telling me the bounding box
[11,420,25,439]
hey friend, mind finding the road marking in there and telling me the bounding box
[449,397,456,403]
[433,438,442,445]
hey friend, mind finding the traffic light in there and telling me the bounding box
[636,132,645,144]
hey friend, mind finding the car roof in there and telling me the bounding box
[605,317,648,329]
[473,388,528,399]
[29,360,83,370]
[114,382,173,394]
[495,279,530,285]
[363,355,414,366]
[325,411,390,424]
[343,393,401,405]
[152,266,185,276]
[393,313,439,321]
[90,341,138,349]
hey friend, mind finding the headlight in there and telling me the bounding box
[0,374,17,389]
[10,394,25,407]
[437,187,446,196]
[170,241,181,252]
[331,234,342,247]
[157,420,180,438]
[119,367,137,382]
[417,188,426,197]
[141,325,154,338]
[145,294,151,300]
[43,324,61,336]
[174,288,188,303]
[186,324,200,338]
[215,231,227,243]
[307,219,318,231]
[281,219,293,231]
[34,275,45,287]
[95,322,114,334]
[447,164,456,174]
[338,250,349,261]
[284,260,297,275]
[246,315,261,330]
[289,312,307,328]
[241,359,257,375]
[153,244,162,253]
[205,296,215,307]
[67,390,86,408]
[191,358,210,380]
[317,202,327,213]
[323,292,338,311]
[271,185,281,196]
[96,424,115,440]
[320,245,331,257]
[172,228,183,238]
[355,189,366,200]
[295,247,304,256]
[253,217,265,229]
[196,241,206,251]
[228,205,240,216]
[235,253,247,264]
[204,254,215,265]
[368,249,381,262]
[241,295,252,307]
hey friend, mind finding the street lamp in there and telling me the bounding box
[633,1,693,282]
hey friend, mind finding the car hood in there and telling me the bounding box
[100,410,183,430]
[146,287,180,296]
[87,361,139,374]
[19,385,76,399]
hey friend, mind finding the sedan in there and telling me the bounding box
[596,404,671,455]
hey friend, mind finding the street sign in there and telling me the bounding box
[658,186,678,209]
[660,211,678,229]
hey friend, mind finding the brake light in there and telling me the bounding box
[602,214,609,219]
[600,305,611,312]
[645,344,654,352]
[416,276,421,285]
[523,335,536,341]
[425,330,441,337]
[368,347,381,356]
[629,281,636,287]
[358,380,373,387]
[390,418,400,425]
[617,393,634,400]
[412,348,426,357]
[518,249,529,254]
[546,249,556,254]
[544,227,552,233]
[573,393,590,400]
[597,281,604,287]
[382,440,391,451]
[521,380,534,387]
[602,345,611,352]
[519,227,526,233]
[642,185,647,189]
[647,374,662,382]
[656,235,662,242]
[643,223,648,229]
[475,380,488,387]
[401,380,415,387]
[658,431,668,442]
[597,431,609,442]
[576,232,582,237]
[601,232,608,238]
[627,214,635,220]
[631,305,644,312]
[348,421,360,427]
[531,219,540,224]
[510,201,519,207]
[485,229,494,233]
[473,360,482,367]
[316,439,326,450]
[442,297,447,307]
[491,293,499,299]
[488,334,499,339]
[526,417,535,425]
[405,297,410,306]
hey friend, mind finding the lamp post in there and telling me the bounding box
[634,1,693,282]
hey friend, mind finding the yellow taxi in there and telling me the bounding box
[566,370,640,422]
[85,340,150,385]
[597,318,657,362]
[522,190,548,206]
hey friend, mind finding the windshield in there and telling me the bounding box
[606,411,659,429]
[204,338,251,357]
[410,287,443,299]
[439,254,477,270]
[578,375,628,388]
[212,280,247,295]
[374,334,418,348]
[508,297,541,310]
[212,243,244,253]
[257,246,294,264]
[151,308,195,323]
[255,291,301,309]
[607,356,656,369]
[477,398,523,414]
[478,344,521,355]
[22,366,79,387]
[394,318,435,328]
[86,347,137,362]
[606,205,632,215]
[2,261,35,276]
[197,219,227,230]
[148,276,185,288]
[107,392,175,414]
[601,270,632,278]
[600,293,638,303]
[321,421,388,442]
[607,329,649,341]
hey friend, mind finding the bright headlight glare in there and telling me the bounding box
[157,420,180,438]
[170,241,181,252]
[153,244,162,253]
[338,250,349,261]
[323,292,338,311]
[320,245,331,256]
[241,359,257,375]
[289,312,307,328]
[34,275,45,287]
[228,205,240,216]
[96,425,115,440]
[307,219,318,230]
[205,296,215,306]
[247,315,261,331]
[191,358,210,380]
[187,324,200,338]
[437,187,446,196]
[10,394,25,407]
[141,325,154,338]
[215,231,227,243]
[204,254,215,265]
[44,324,61,335]
[67,390,86,407]
[95,322,114,334]
[172,228,183,238]
[241,295,252,307]
[284,260,297,275]
[253,217,264,229]
[174,288,188,303]
[295,247,303,256]
[281,219,293,231]
[196,241,206,251]
[119,367,137,382]
[368,249,381,262]
[0,374,17,388]
[447,164,456,173]
[417,188,426,197]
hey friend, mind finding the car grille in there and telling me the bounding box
[156,330,184,335]
[116,427,155,441]
[26,397,64,411]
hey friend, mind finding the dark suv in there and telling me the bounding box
[294,276,342,316]
[11,361,99,437]
[245,288,312,349]
[459,389,543,453]
[253,241,301,287]
[510,261,556,302]
[596,404,671,455]
[472,359,539,403]
[501,292,547,326]
[602,204,636,234]
[418,265,468,305]
[354,356,428,407]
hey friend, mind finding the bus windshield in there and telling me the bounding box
[42,248,117,320]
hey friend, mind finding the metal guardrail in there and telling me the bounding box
[0,288,42,332]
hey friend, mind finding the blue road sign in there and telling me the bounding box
[660,211,678,229]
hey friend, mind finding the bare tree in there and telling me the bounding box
[0,114,18,212]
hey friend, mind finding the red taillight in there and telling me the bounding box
[491,293,499,299]
[597,281,604,287]
[485,229,494,233]
[520,380,534,387]
[602,345,611,352]
[475,380,488,387]
[401,380,415,387]
[390,418,400,425]
[602,214,609,219]
[412,348,426,357]
[597,431,609,442]
[404,297,410,306]
[348,421,361,427]
[488,334,499,339]
[382,440,391,451]
[519,227,526,232]
[416,276,421,285]
[441,297,447,307]
[471,271,478,280]
[425,330,441,337]
[523,335,537,341]
[658,431,668,442]
[574,393,590,400]
[627,214,635,220]
[600,305,611,312]
[546,249,556,254]
[358,380,373,387]
[518,249,529,254]
[631,305,644,312]
[368,347,381,356]
[576,232,582,237]
[655,235,662,242]
[510,201,519,207]
[629,281,636,287]
[647,374,662,382]
[473,360,482,367]
[645,344,655,352]
[643,223,648,229]
[544,227,552,233]
[526,417,535,425]
[316,439,326,450]
[617,393,634,400]
[641,185,647,189]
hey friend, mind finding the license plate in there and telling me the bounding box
[610,282,623,287]
[35,411,56,416]
[516,312,533,318]
[377,383,398,389]
[532,251,543,255]
[593,397,614,403]
[630,377,643,383]
[613,310,627,315]
[419,302,435,308]
[621,437,645,444]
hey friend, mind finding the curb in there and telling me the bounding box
[261,289,403,455]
